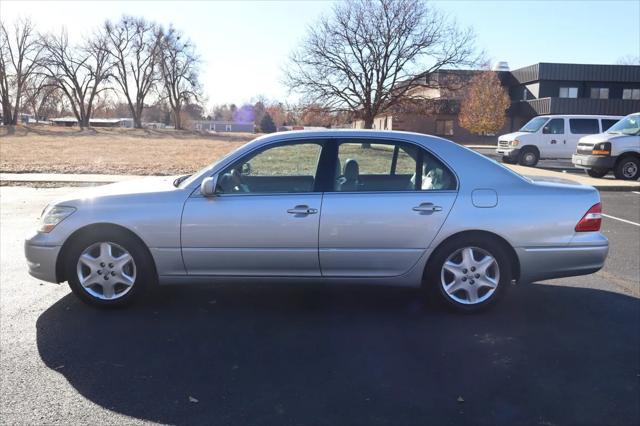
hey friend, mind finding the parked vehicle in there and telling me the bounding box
[25,130,608,312]
[497,115,622,166]
[572,113,640,180]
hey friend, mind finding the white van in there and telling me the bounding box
[572,112,640,180]
[496,115,623,166]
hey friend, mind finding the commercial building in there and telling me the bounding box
[353,63,640,144]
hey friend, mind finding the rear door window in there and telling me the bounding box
[569,119,599,134]
[333,140,456,192]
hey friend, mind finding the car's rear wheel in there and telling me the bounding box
[65,229,153,307]
[426,236,512,312]
[518,147,539,167]
[585,168,609,178]
[613,156,640,180]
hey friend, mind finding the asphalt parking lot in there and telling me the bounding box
[1,186,638,426]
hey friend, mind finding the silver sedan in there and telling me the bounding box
[25,130,609,311]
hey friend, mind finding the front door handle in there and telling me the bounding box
[412,203,442,213]
[287,205,318,215]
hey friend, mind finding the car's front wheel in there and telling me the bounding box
[426,236,512,312]
[614,156,640,180]
[585,168,609,178]
[65,229,154,307]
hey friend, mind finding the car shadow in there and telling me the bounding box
[36,283,639,426]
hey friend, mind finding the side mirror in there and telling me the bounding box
[241,162,252,175]
[200,175,218,197]
[542,126,550,134]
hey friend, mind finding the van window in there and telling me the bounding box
[570,119,599,134]
[519,117,548,133]
[601,119,619,132]
[607,115,640,136]
[542,118,564,134]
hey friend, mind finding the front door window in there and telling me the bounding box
[217,142,322,194]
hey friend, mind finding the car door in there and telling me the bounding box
[318,139,458,277]
[181,140,325,276]
[540,118,566,158]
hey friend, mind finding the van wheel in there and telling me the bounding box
[585,168,608,178]
[518,147,539,167]
[614,156,640,180]
[501,156,517,164]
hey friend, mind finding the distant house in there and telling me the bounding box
[192,120,254,133]
[50,117,133,128]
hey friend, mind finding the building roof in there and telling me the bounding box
[510,63,640,84]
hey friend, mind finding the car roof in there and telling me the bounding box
[538,114,624,119]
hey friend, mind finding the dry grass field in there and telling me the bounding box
[0,125,254,175]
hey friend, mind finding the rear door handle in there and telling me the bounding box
[412,203,442,213]
[287,205,318,215]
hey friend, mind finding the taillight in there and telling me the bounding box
[575,202,602,232]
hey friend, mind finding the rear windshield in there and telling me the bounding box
[607,115,640,136]
[519,117,548,133]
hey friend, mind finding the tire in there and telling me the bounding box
[585,168,609,178]
[65,228,154,308]
[425,235,513,313]
[518,147,539,167]
[613,156,640,180]
[502,156,517,164]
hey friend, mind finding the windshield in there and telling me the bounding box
[519,117,549,133]
[607,115,640,135]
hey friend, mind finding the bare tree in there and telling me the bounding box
[0,18,43,125]
[22,74,61,122]
[104,16,162,128]
[284,0,479,128]
[39,29,111,128]
[157,26,200,130]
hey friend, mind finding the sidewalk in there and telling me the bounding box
[1,169,639,191]
[505,165,640,191]
[0,173,149,184]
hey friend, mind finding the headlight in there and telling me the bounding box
[38,205,76,233]
[510,139,520,147]
[592,142,611,156]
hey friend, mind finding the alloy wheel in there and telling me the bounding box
[440,246,500,305]
[76,241,137,300]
